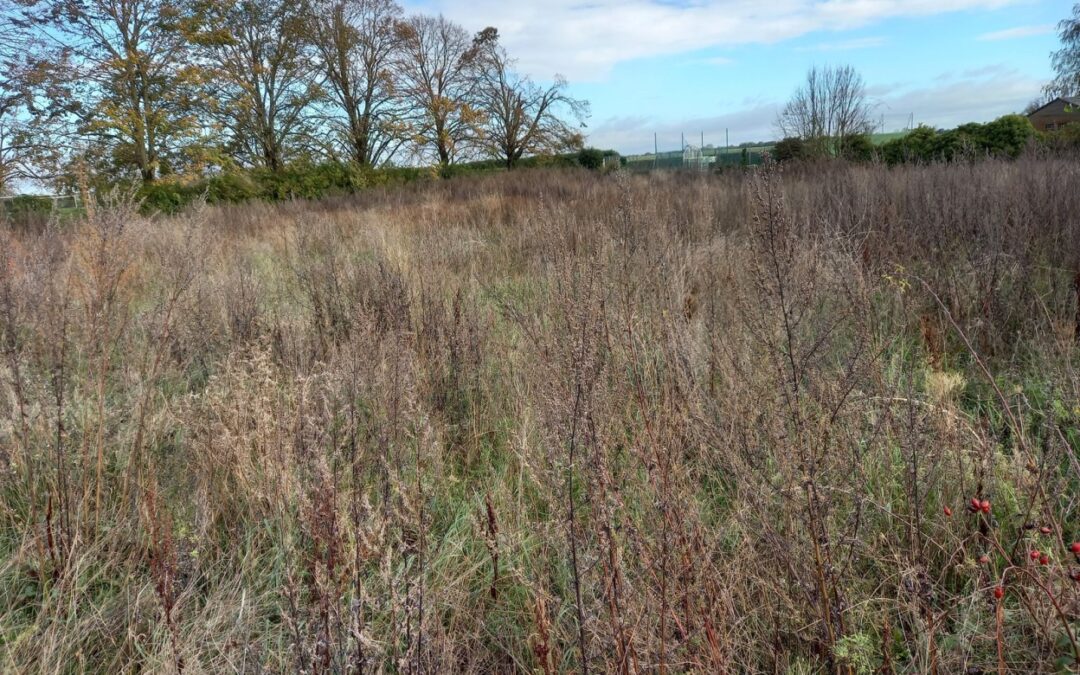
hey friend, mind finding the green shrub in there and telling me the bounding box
[1044,122,1080,149]
[879,125,939,164]
[839,134,874,161]
[576,147,605,170]
[519,153,581,169]
[773,137,807,162]
[138,179,202,214]
[4,194,54,216]
[439,162,494,179]
[206,172,261,203]
[251,163,347,201]
[981,114,1035,157]
[1,194,55,229]
[878,116,1037,164]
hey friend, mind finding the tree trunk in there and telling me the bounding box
[263,132,281,172]
[348,108,370,166]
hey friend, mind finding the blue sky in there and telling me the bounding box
[404,0,1070,153]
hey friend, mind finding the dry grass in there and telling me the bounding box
[1,159,1079,673]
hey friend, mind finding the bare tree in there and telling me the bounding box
[471,28,588,169]
[0,5,63,192]
[193,0,321,171]
[1024,96,1053,115]
[308,0,408,167]
[777,65,874,157]
[395,14,484,166]
[1046,3,1080,98]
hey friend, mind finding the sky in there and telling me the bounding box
[403,0,1071,154]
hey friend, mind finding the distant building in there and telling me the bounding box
[1027,96,1080,132]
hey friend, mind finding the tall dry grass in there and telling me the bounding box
[1,159,1079,673]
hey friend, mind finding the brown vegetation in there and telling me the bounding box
[1,158,1079,672]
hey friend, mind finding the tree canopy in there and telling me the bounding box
[4,0,592,188]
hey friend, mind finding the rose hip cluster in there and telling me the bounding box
[1029,537,1080,571]
[946,496,1080,596]
[1072,542,1080,582]
[966,497,991,514]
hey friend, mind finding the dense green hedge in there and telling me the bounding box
[2,194,54,216]
[137,162,434,213]
[770,115,1050,166]
[136,150,612,214]
[877,115,1039,164]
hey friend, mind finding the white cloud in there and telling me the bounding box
[873,64,1039,128]
[405,0,1021,80]
[977,24,1055,41]
[586,64,1040,153]
[798,36,887,51]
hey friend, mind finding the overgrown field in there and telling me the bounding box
[1,160,1079,673]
